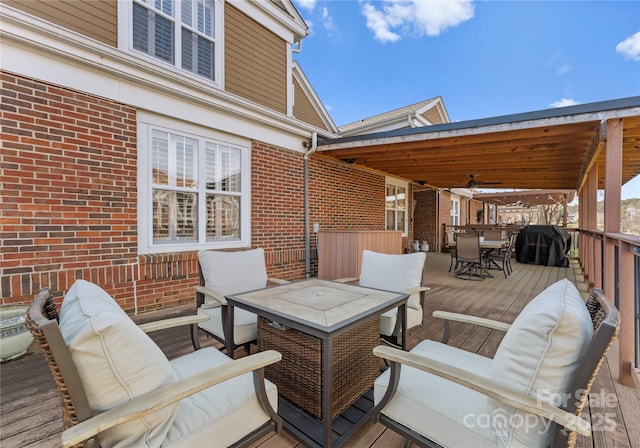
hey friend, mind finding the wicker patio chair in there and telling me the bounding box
[192,248,289,357]
[372,280,620,448]
[27,280,283,448]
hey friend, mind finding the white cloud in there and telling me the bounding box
[362,3,401,43]
[296,0,317,13]
[322,7,335,34]
[616,31,640,61]
[361,0,474,43]
[550,98,580,108]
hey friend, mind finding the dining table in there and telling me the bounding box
[226,278,409,448]
[449,239,508,276]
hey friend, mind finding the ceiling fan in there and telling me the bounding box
[464,174,503,189]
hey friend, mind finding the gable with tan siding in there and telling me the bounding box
[293,77,329,130]
[422,105,446,124]
[225,3,287,114]
[4,0,117,47]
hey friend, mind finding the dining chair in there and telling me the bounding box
[372,279,619,448]
[445,230,458,272]
[336,250,429,347]
[487,232,517,278]
[26,280,283,448]
[193,248,289,357]
[482,229,504,241]
[454,232,489,280]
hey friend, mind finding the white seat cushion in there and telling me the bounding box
[59,280,176,448]
[197,306,257,345]
[359,250,426,334]
[379,305,423,337]
[374,340,497,447]
[489,279,594,448]
[165,347,278,447]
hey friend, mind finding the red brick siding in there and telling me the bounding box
[251,141,307,279]
[1,71,139,306]
[309,155,385,230]
[413,189,438,251]
[1,73,397,314]
[469,199,484,224]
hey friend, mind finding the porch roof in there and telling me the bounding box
[316,96,640,191]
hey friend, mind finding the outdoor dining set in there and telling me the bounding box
[446,229,517,280]
[25,245,619,448]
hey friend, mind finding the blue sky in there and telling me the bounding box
[291,0,640,198]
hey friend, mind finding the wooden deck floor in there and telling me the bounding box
[1,253,638,448]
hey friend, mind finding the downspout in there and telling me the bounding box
[304,132,318,278]
[408,114,414,128]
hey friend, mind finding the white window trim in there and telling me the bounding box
[138,114,251,254]
[118,0,224,88]
[451,196,461,226]
[385,177,409,237]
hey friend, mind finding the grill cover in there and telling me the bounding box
[515,225,571,267]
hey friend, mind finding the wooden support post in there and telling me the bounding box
[603,119,623,298]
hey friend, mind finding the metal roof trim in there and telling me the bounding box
[318,96,640,150]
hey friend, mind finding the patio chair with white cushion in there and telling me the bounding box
[372,279,619,448]
[26,280,283,448]
[337,250,429,347]
[193,248,289,356]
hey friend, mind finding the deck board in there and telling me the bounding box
[1,253,638,448]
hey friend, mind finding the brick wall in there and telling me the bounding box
[469,199,485,224]
[413,189,438,251]
[1,72,394,314]
[1,71,139,307]
[251,141,307,279]
[310,155,385,230]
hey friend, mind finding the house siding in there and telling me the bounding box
[4,0,118,47]
[1,72,395,313]
[293,77,328,130]
[422,106,445,125]
[225,4,288,114]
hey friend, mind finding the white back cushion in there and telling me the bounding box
[359,250,426,308]
[198,248,269,297]
[59,280,176,447]
[489,279,593,448]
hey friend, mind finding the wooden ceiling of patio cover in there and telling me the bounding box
[317,102,640,192]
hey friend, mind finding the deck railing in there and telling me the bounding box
[579,229,640,388]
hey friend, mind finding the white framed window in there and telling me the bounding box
[450,197,460,226]
[138,116,251,254]
[120,0,222,83]
[386,178,408,236]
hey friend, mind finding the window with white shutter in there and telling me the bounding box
[138,118,251,253]
[125,0,220,83]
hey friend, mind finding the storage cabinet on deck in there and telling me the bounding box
[317,230,403,280]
